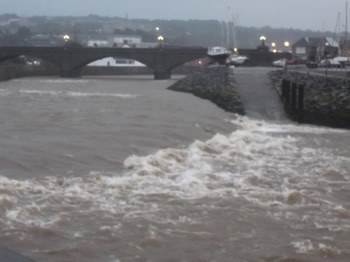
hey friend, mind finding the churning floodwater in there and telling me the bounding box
[0,72,349,262]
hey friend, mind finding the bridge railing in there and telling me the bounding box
[281,79,304,123]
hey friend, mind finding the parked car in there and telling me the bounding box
[333,56,350,67]
[287,57,305,65]
[318,58,342,68]
[306,60,318,68]
[272,58,287,67]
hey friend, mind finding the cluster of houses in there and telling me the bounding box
[291,36,350,61]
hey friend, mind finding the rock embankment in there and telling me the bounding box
[268,70,350,128]
[168,66,244,115]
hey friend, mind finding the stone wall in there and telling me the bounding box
[0,64,59,81]
[81,65,199,76]
[168,66,245,115]
[268,70,350,128]
[238,49,292,67]
[0,65,23,80]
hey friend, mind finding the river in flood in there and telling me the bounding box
[0,71,349,262]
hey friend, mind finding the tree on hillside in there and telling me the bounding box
[17,26,32,39]
[0,13,19,22]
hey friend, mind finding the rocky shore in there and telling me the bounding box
[168,66,245,115]
[268,69,350,128]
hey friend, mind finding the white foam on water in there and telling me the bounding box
[0,89,10,96]
[0,116,348,215]
[292,240,342,256]
[38,79,90,84]
[0,115,349,259]
[230,115,348,134]
[19,89,141,99]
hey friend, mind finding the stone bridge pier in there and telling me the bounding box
[153,50,172,79]
[154,70,171,80]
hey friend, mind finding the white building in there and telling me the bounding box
[87,40,109,47]
[87,34,150,66]
[113,35,142,47]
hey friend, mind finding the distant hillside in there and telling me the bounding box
[0,14,339,50]
[149,19,337,49]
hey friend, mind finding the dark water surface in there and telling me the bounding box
[0,71,349,262]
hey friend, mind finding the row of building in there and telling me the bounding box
[291,36,350,61]
[25,34,159,48]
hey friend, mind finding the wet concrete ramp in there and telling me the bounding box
[233,67,288,121]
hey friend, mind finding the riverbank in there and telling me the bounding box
[268,69,350,128]
[167,66,245,115]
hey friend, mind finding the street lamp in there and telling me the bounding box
[155,27,160,39]
[257,36,269,52]
[284,41,290,52]
[324,42,330,76]
[157,35,164,47]
[271,42,276,52]
[63,35,70,42]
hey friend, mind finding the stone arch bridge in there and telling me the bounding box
[0,46,208,79]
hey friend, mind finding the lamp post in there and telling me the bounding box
[155,27,160,42]
[258,36,268,52]
[325,42,329,76]
[63,35,70,46]
[281,41,291,71]
[157,35,164,48]
[284,41,290,52]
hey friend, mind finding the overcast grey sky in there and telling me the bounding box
[0,0,348,31]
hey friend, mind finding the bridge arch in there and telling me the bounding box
[73,55,148,70]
